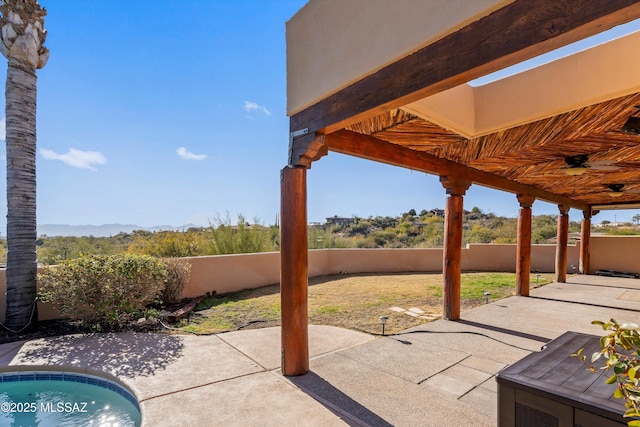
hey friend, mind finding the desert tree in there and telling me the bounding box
[0,0,48,332]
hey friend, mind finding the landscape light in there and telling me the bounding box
[380,315,389,336]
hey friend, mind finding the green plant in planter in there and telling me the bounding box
[574,319,640,427]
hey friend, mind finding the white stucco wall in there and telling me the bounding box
[286,0,512,115]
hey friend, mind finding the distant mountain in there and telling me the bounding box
[37,223,197,237]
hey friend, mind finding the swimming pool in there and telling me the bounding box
[0,371,141,426]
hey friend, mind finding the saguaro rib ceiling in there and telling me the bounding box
[433,94,640,166]
[339,90,640,206]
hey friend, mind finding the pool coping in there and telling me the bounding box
[0,368,140,412]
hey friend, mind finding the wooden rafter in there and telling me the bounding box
[324,129,588,210]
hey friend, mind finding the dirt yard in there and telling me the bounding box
[178,272,553,335]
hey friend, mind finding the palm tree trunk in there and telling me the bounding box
[4,55,38,332]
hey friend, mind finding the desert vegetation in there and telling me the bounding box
[0,208,636,265]
[37,254,190,329]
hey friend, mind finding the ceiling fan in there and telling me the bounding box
[563,154,620,176]
[605,183,640,198]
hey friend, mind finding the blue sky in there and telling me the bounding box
[0,0,638,231]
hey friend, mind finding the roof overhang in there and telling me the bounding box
[286,0,640,211]
[404,30,640,139]
[286,0,513,116]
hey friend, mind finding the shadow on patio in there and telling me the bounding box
[0,274,638,426]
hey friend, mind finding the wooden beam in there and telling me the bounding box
[289,132,327,168]
[555,205,570,283]
[516,195,535,296]
[325,130,588,210]
[290,0,640,134]
[580,210,592,275]
[166,296,205,323]
[441,177,470,321]
[280,166,309,376]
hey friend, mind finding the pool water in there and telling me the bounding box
[0,372,141,427]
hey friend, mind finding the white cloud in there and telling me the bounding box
[39,147,107,171]
[244,100,271,116]
[176,146,207,161]
[0,118,5,141]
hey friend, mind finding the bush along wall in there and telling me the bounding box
[38,253,172,329]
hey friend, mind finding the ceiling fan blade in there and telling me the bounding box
[590,165,620,171]
[586,160,617,166]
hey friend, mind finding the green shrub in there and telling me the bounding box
[466,224,495,244]
[161,258,191,304]
[308,226,335,249]
[346,222,371,236]
[127,230,207,257]
[356,238,377,248]
[575,319,640,426]
[605,228,640,236]
[38,254,167,328]
[207,214,277,254]
[372,231,397,247]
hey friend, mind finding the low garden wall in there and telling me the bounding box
[182,243,579,299]
[0,236,636,322]
[590,235,640,273]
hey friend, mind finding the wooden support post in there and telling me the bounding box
[280,166,309,376]
[516,195,535,296]
[440,176,471,321]
[555,205,570,283]
[579,209,593,275]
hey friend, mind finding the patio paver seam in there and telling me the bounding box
[308,339,379,364]
[267,370,370,426]
[215,333,272,371]
[0,341,24,358]
[415,354,474,386]
[529,295,640,314]
[456,380,494,400]
[334,346,447,386]
[136,369,267,403]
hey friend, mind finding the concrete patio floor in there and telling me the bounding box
[1,274,639,426]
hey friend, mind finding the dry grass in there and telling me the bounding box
[176,272,554,335]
